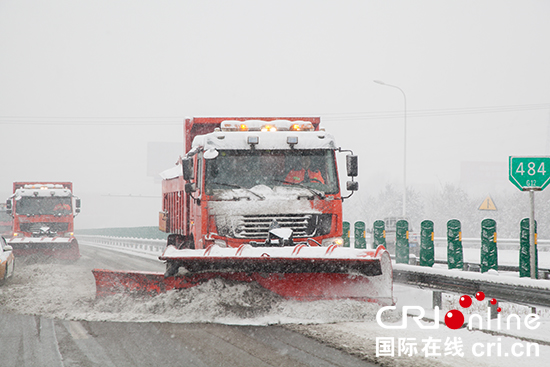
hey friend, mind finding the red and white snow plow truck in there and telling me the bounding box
[93,117,393,304]
[5,182,81,261]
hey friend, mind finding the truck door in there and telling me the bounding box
[190,153,205,248]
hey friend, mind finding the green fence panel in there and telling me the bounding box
[354,221,366,249]
[395,219,409,264]
[419,220,435,267]
[343,221,350,247]
[481,218,498,273]
[519,218,538,278]
[447,219,464,270]
[373,220,386,249]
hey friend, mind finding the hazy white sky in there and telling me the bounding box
[1,1,549,228]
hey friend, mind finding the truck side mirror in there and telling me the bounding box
[185,182,196,193]
[346,181,359,191]
[182,158,194,181]
[346,155,358,177]
[5,200,11,209]
[75,199,81,213]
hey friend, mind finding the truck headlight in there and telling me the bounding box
[321,237,344,247]
[214,239,227,247]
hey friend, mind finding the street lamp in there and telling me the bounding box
[374,80,407,218]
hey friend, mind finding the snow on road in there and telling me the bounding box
[1,242,549,367]
[0,260,379,324]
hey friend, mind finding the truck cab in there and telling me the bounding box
[5,182,81,260]
[160,118,358,250]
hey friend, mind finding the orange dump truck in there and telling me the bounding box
[6,182,81,260]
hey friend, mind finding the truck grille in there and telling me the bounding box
[20,222,70,236]
[220,214,332,239]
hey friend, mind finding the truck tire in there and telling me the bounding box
[164,261,182,278]
[167,234,183,248]
[167,234,194,250]
[182,235,195,249]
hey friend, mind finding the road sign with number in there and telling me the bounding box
[509,156,550,191]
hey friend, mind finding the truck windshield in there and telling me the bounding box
[205,150,339,195]
[15,197,72,216]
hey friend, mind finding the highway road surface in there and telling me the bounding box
[0,242,378,367]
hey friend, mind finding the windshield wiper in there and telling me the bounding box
[274,180,325,199]
[211,182,265,200]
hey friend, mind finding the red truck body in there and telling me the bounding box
[6,182,80,260]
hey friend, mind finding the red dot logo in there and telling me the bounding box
[475,292,485,301]
[490,298,497,305]
[459,295,472,308]
[445,310,465,329]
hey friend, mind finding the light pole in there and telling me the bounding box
[374,80,407,218]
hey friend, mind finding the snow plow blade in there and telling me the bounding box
[8,236,80,261]
[92,244,393,305]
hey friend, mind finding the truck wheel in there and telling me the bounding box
[167,234,194,249]
[164,261,181,278]
[182,235,195,250]
[167,234,183,248]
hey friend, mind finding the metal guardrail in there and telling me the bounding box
[356,236,550,250]
[393,265,550,309]
[77,235,165,254]
[433,237,550,251]
[428,258,550,276]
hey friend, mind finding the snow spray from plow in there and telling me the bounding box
[92,244,394,305]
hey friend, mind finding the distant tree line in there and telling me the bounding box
[347,183,550,239]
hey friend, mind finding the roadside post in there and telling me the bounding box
[447,219,464,270]
[509,156,550,279]
[519,218,538,278]
[343,221,350,247]
[373,220,386,249]
[354,221,366,249]
[395,219,409,264]
[480,218,498,273]
[419,220,434,267]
